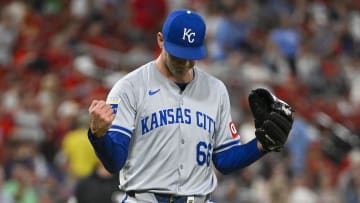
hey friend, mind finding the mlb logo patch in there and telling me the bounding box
[107,97,120,114]
[110,103,118,114]
[229,121,239,139]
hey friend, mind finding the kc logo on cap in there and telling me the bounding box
[183,28,196,43]
[162,9,206,60]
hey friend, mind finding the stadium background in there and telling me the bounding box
[0,0,360,202]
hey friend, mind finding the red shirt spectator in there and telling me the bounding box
[129,0,167,33]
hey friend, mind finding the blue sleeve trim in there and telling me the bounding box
[109,125,133,137]
[212,138,264,174]
[213,139,240,153]
[88,129,130,173]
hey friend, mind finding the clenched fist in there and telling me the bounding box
[89,100,115,138]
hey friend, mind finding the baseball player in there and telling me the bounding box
[88,9,293,203]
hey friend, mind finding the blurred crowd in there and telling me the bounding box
[0,0,360,203]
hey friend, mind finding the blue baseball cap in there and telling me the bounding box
[162,9,206,60]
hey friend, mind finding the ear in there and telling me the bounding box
[157,32,164,49]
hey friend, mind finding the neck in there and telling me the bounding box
[155,55,194,83]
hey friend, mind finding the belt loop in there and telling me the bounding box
[170,195,173,203]
[186,196,194,203]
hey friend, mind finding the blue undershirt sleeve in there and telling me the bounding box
[88,129,130,174]
[212,138,265,174]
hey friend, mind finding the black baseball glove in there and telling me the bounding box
[248,88,294,152]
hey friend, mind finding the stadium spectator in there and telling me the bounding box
[0,166,14,203]
[2,159,38,203]
[73,162,120,203]
[58,106,98,179]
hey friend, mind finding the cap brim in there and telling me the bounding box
[164,41,206,60]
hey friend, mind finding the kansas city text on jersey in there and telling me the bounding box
[141,107,215,135]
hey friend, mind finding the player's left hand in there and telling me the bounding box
[248,88,294,152]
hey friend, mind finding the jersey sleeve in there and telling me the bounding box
[213,82,241,154]
[211,82,264,174]
[106,79,136,138]
[87,79,136,173]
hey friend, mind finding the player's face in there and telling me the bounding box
[164,52,195,77]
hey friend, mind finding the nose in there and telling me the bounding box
[185,60,195,67]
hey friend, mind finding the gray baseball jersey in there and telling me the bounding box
[106,61,241,195]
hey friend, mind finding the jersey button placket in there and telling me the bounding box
[178,122,185,175]
[178,95,186,189]
[179,98,184,146]
[178,95,185,148]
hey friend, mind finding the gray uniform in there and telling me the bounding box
[106,61,240,199]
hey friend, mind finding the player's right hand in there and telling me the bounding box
[88,100,115,138]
